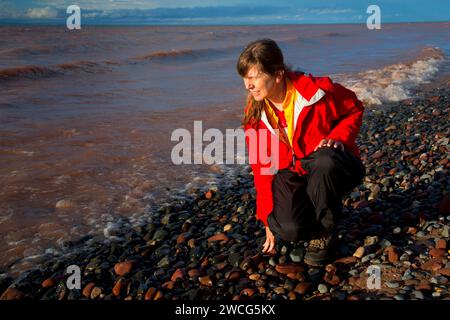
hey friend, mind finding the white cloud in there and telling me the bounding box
[26,7,58,18]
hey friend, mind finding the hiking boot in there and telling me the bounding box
[304,232,336,267]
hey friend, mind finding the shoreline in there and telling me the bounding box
[0,85,449,300]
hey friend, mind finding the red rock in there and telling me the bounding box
[324,273,340,286]
[112,278,126,297]
[162,281,175,290]
[176,233,189,244]
[215,261,228,271]
[372,151,384,160]
[154,291,164,300]
[207,233,229,243]
[416,281,432,292]
[288,291,297,300]
[437,196,450,215]
[171,268,185,282]
[187,238,196,248]
[294,282,312,295]
[274,263,304,274]
[227,271,241,282]
[429,248,446,258]
[90,287,103,299]
[249,273,261,281]
[114,261,134,276]
[335,256,357,264]
[406,227,417,234]
[436,239,447,250]
[188,269,200,278]
[421,259,443,271]
[82,282,96,298]
[144,287,157,300]
[439,268,450,277]
[198,276,213,287]
[0,287,24,300]
[232,295,241,300]
[386,246,399,263]
[41,277,56,288]
[240,288,255,297]
[325,264,337,274]
[204,190,213,199]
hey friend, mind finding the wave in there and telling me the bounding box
[339,46,446,105]
[0,60,106,81]
[130,46,231,62]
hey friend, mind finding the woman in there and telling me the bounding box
[237,39,366,266]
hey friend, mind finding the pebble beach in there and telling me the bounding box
[0,84,449,301]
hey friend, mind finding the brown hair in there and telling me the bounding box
[237,39,291,127]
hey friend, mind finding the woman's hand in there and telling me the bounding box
[314,138,345,152]
[262,226,276,254]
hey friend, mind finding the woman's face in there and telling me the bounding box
[243,65,282,102]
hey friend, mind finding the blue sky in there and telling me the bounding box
[0,0,449,25]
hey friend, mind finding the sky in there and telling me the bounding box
[0,0,449,25]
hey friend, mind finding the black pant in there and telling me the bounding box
[267,147,365,242]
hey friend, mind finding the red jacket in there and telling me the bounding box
[244,72,364,226]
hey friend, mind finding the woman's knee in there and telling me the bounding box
[308,147,339,173]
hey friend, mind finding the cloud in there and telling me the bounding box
[26,7,58,19]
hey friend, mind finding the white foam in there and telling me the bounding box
[338,47,446,105]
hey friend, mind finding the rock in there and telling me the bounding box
[171,268,185,282]
[416,281,432,292]
[82,282,96,298]
[386,246,399,263]
[294,282,312,295]
[90,287,103,299]
[249,273,261,281]
[144,287,157,300]
[162,281,175,290]
[393,227,402,234]
[372,151,384,160]
[274,263,304,275]
[439,268,450,277]
[198,276,213,287]
[207,233,229,243]
[323,273,340,286]
[364,236,379,246]
[435,239,447,250]
[204,190,213,200]
[385,281,399,289]
[112,278,126,297]
[429,248,446,258]
[228,253,242,267]
[335,256,357,264]
[55,199,74,210]
[42,277,56,288]
[153,229,168,241]
[289,248,304,263]
[187,238,196,248]
[157,256,170,268]
[240,288,255,297]
[318,284,328,294]
[353,246,365,258]
[154,291,164,300]
[188,269,200,279]
[411,290,424,300]
[325,264,337,274]
[223,224,233,232]
[0,287,24,300]
[114,261,134,276]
